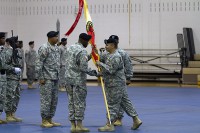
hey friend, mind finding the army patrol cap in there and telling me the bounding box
[79,33,92,41]
[104,38,117,45]
[29,41,34,45]
[61,38,67,42]
[0,32,5,38]
[47,31,59,38]
[109,35,119,41]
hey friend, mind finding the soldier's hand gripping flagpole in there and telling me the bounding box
[83,0,112,125]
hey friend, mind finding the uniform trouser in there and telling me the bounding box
[117,107,125,119]
[67,84,87,121]
[105,86,138,122]
[20,68,24,81]
[40,79,58,119]
[26,66,35,85]
[5,79,21,113]
[0,74,6,113]
[59,66,66,87]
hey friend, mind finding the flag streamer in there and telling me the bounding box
[65,0,84,36]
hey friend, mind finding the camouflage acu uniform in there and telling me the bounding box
[116,48,133,119]
[99,50,137,122]
[65,42,97,121]
[4,47,21,114]
[17,48,24,80]
[58,45,67,88]
[0,46,6,113]
[35,42,60,119]
[0,46,15,113]
[25,48,37,86]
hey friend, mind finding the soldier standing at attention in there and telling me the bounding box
[58,38,67,91]
[4,36,23,122]
[96,37,142,132]
[35,31,61,128]
[17,41,25,81]
[25,41,37,89]
[0,32,8,124]
[0,33,21,124]
[65,33,98,132]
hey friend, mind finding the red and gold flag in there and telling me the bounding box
[83,0,99,62]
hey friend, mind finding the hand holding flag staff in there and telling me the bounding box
[65,0,112,125]
[83,0,112,125]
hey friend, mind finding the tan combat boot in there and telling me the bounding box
[0,119,7,124]
[59,86,66,92]
[41,118,53,128]
[114,118,122,126]
[12,113,22,122]
[48,118,61,126]
[131,116,142,130]
[70,120,76,133]
[0,113,7,124]
[28,84,33,89]
[76,120,90,132]
[6,112,17,122]
[98,123,115,132]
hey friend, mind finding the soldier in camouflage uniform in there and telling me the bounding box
[96,38,142,132]
[58,38,67,91]
[65,33,97,132]
[35,31,61,128]
[0,32,10,124]
[3,36,23,122]
[25,41,37,89]
[17,41,25,81]
[108,35,134,126]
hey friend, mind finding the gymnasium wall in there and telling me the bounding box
[0,0,199,79]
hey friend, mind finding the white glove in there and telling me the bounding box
[14,67,21,74]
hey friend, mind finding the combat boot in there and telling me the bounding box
[114,119,122,126]
[70,120,76,133]
[28,84,33,89]
[59,86,66,92]
[6,112,17,122]
[41,118,53,128]
[48,118,61,126]
[12,113,22,122]
[76,120,90,132]
[0,113,7,124]
[131,116,142,130]
[98,123,115,132]
[0,119,7,124]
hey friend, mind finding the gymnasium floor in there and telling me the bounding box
[1,83,200,133]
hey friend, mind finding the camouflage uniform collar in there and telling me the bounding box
[60,45,67,49]
[47,42,58,51]
[76,42,84,48]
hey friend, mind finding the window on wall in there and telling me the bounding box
[62,6,65,14]
[94,5,96,14]
[106,4,108,13]
[102,4,104,13]
[98,5,100,13]
[1,0,200,17]
[48,6,50,15]
[90,5,92,14]
[33,6,35,15]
